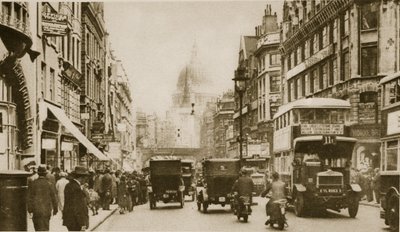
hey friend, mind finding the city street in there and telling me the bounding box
[96,197,388,232]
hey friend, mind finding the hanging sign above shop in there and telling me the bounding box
[42,11,68,36]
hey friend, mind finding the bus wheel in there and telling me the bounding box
[348,194,359,218]
[388,196,399,231]
[294,194,305,217]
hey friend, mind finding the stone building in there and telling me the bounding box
[214,90,234,158]
[80,2,109,167]
[233,35,258,158]
[279,0,400,169]
[200,101,216,158]
[254,4,281,159]
[0,2,37,170]
[106,50,134,170]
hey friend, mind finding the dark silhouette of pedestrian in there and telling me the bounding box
[27,165,58,231]
[62,166,90,231]
[101,168,113,210]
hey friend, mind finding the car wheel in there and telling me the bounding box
[348,194,359,218]
[243,215,248,222]
[388,196,399,231]
[294,194,305,217]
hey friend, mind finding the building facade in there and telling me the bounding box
[107,51,134,170]
[254,5,281,159]
[214,90,234,158]
[279,0,400,169]
[80,2,108,167]
[233,35,258,158]
[0,2,37,170]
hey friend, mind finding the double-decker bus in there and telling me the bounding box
[272,98,360,218]
[379,73,400,231]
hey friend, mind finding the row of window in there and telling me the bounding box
[274,108,347,131]
[288,45,377,102]
[288,1,377,45]
[258,72,280,121]
[86,27,104,64]
[60,79,80,123]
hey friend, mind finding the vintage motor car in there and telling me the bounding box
[196,158,240,213]
[181,159,196,201]
[148,159,185,209]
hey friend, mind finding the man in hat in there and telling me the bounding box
[27,164,58,231]
[100,168,113,210]
[62,166,89,231]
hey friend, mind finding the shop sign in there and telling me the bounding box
[351,127,380,138]
[301,124,344,135]
[387,110,400,135]
[81,113,90,120]
[42,11,68,36]
[61,141,73,151]
[108,142,121,159]
[42,138,56,150]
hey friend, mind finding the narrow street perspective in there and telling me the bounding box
[0,1,397,232]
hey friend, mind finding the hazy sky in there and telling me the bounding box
[104,1,283,115]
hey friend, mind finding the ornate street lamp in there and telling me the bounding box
[232,66,248,167]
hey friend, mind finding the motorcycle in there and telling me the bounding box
[233,193,252,222]
[266,198,288,230]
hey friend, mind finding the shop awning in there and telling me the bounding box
[44,102,109,161]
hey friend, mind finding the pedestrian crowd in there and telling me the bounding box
[26,163,149,231]
[350,153,381,205]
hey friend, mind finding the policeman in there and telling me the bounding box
[261,171,287,225]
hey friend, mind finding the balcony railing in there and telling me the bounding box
[0,13,31,37]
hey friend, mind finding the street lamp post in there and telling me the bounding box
[232,67,247,168]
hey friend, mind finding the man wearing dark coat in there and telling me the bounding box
[62,166,90,231]
[27,165,58,231]
[101,168,113,210]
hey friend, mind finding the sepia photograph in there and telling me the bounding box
[0,0,397,231]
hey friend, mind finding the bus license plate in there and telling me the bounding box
[219,197,225,202]
[163,194,169,198]
[320,188,340,193]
